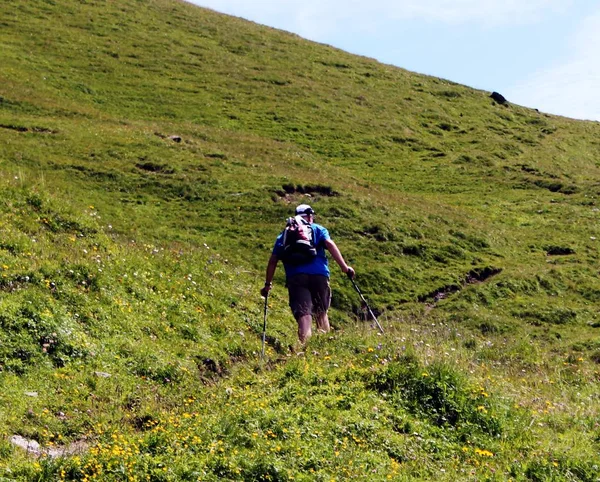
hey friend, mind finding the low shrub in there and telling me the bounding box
[367,357,501,436]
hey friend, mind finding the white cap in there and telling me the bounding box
[295,204,315,215]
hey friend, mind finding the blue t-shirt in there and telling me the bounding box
[273,222,331,278]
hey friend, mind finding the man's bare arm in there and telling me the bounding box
[324,239,354,278]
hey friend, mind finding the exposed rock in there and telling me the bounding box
[490,91,508,105]
[10,435,88,458]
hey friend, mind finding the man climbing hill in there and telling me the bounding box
[261,204,355,344]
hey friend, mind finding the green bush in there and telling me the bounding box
[368,358,501,436]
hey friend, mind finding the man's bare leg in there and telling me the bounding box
[315,312,330,334]
[297,314,312,344]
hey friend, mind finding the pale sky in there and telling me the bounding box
[189,0,600,122]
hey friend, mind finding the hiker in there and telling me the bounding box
[260,204,355,344]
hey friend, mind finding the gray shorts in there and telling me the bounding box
[287,274,331,318]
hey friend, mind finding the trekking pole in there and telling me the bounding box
[347,274,384,334]
[261,292,269,359]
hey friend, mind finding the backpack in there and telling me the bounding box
[281,215,317,265]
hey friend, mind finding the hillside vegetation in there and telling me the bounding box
[1,0,599,480]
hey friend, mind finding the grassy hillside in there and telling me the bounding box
[1,0,599,480]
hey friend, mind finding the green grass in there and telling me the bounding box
[1,0,600,480]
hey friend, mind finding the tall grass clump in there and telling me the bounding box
[369,355,502,437]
